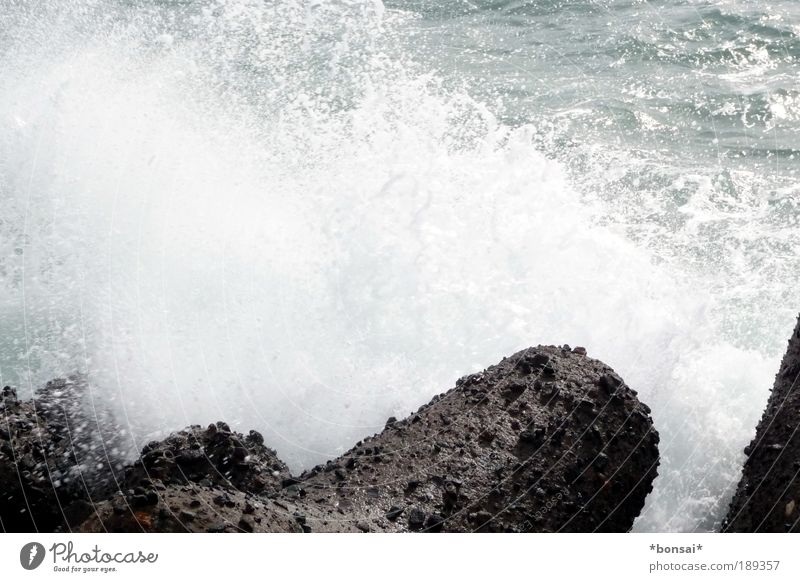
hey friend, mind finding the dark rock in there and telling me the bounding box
[80,486,303,533]
[176,450,205,465]
[289,346,658,533]
[247,430,265,446]
[724,315,800,532]
[408,508,426,530]
[1,386,17,402]
[386,505,404,521]
[0,376,125,532]
[518,430,541,444]
[424,514,445,532]
[6,346,658,534]
[599,373,622,394]
[115,422,290,497]
[594,452,610,471]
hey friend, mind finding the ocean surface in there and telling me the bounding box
[1,0,799,532]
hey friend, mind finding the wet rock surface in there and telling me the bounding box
[724,316,800,532]
[77,486,305,533]
[292,345,659,532]
[3,346,660,533]
[0,377,127,532]
[76,422,305,533]
[121,422,290,496]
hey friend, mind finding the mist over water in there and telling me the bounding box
[1,0,798,532]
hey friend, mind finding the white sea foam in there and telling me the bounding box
[0,0,795,532]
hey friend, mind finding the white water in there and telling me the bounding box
[0,0,795,531]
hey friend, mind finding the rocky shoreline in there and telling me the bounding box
[723,315,800,532]
[7,315,800,534]
[1,345,659,533]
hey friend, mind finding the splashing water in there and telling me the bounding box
[1,0,798,532]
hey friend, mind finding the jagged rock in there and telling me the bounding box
[125,422,289,496]
[724,315,800,532]
[291,346,659,532]
[75,423,298,533]
[0,377,127,532]
[4,346,659,533]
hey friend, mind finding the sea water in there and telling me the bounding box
[1,0,798,532]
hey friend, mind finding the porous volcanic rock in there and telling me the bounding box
[76,485,307,533]
[292,345,660,532]
[0,377,126,532]
[119,422,290,496]
[4,346,660,533]
[77,422,305,533]
[724,315,800,532]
